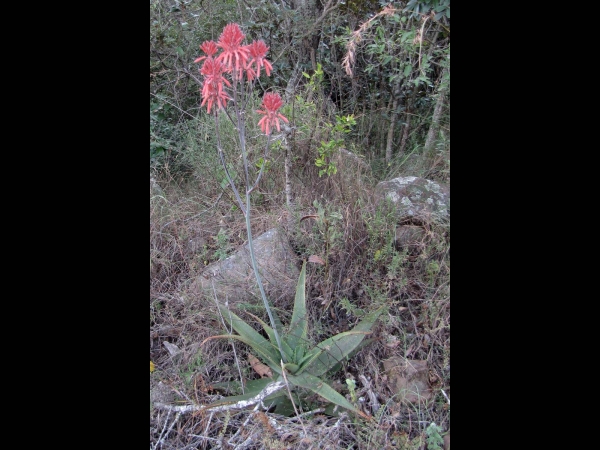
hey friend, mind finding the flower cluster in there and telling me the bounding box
[194,40,218,63]
[246,40,272,80]
[194,23,288,133]
[215,23,249,79]
[257,92,289,135]
[199,57,231,114]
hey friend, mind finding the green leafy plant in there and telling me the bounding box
[425,422,444,450]
[346,378,358,404]
[300,63,356,177]
[212,228,230,261]
[315,114,356,177]
[311,199,344,270]
[150,99,174,167]
[203,261,384,418]
[405,0,450,21]
[302,62,324,92]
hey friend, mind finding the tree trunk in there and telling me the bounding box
[423,68,448,155]
[289,0,324,66]
[380,94,392,159]
[385,96,399,165]
[399,83,419,156]
[385,75,404,165]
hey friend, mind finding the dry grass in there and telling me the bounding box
[150,146,450,449]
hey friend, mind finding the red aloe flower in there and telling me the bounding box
[200,57,229,82]
[246,40,272,79]
[199,58,231,114]
[256,92,289,135]
[194,40,219,63]
[243,65,257,82]
[216,23,250,78]
[201,78,230,114]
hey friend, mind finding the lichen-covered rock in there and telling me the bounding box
[375,176,449,222]
[191,227,299,306]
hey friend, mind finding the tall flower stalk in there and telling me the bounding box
[195,23,289,362]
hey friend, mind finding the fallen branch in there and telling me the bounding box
[153,381,286,414]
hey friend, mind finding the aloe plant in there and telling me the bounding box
[203,261,384,418]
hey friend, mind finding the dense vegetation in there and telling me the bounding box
[151,0,449,448]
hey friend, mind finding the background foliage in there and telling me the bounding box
[150,0,449,182]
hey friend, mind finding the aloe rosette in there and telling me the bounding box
[203,261,384,418]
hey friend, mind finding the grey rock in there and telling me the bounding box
[191,228,299,306]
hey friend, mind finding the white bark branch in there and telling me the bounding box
[153,381,286,414]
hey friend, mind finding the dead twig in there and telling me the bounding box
[359,374,380,415]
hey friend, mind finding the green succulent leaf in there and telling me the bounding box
[293,343,306,363]
[285,371,368,419]
[298,331,369,376]
[269,393,301,416]
[268,305,285,335]
[203,333,282,375]
[283,363,300,374]
[246,312,294,361]
[327,338,377,375]
[219,305,281,373]
[303,306,385,377]
[205,380,242,393]
[208,377,272,397]
[287,261,308,350]
[298,346,322,368]
[218,306,278,357]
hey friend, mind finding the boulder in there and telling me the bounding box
[375,176,449,222]
[191,227,300,306]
